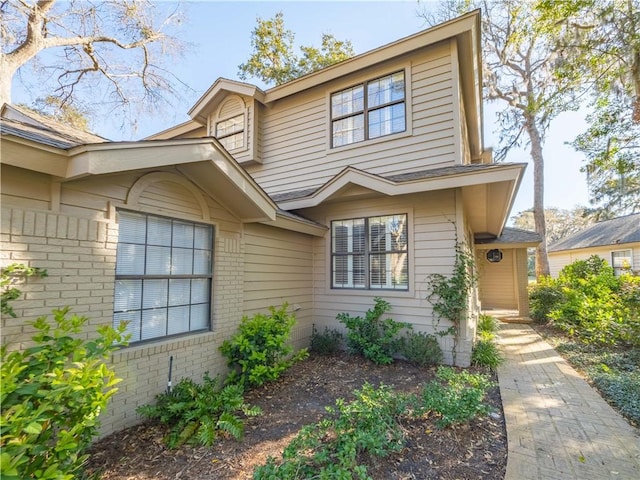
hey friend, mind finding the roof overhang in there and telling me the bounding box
[277,163,525,237]
[2,135,276,222]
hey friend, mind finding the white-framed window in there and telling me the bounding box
[330,71,406,148]
[216,113,244,151]
[114,210,214,343]
[331,214,408,290]
[611,250,633,276]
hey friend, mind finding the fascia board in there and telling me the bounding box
[264,10,480,103]
[261,213,328,237]
[278,164,525,210]
[1,136,70,176]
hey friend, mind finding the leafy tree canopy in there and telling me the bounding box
[534,0,640,217]
[238,12,354,86]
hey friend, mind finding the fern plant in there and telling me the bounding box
[137,373,261,448]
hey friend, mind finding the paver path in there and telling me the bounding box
[496,323,640,480]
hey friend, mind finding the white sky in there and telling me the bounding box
[11,0,591,217]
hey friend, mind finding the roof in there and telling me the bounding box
[271,163,523,203]
[475,227,541,248]
[548,213,640,252]
[1,104,107,147]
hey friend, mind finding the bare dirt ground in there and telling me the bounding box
[86,353,507,479]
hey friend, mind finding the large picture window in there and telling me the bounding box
[331,214,408,290]
[114,211,213,343]
[331,71,406,148]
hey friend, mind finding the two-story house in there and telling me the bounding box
[1,10,527,436]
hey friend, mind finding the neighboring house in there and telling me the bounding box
[548,213,640,277]
[1,11,529,437]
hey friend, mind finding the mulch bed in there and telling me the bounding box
[86,352,507,479]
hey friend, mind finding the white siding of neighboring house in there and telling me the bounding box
[242,223,315,349]
[549,244,640,277]
[299,189,473,365]
[246,41,460,196]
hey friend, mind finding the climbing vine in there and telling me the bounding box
[426,244,478,363]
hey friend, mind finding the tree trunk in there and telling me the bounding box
[0,56,15,106]
[526,114,551,278]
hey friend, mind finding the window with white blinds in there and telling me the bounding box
[331,214,408,290]
[114,211,213,343]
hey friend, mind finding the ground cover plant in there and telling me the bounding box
[85,353,507,479]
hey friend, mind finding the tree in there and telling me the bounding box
[510,207,596,245]
[534,0,640,217]
[238,12,354,86]
[419,1,582,277]
[1,0,187,126]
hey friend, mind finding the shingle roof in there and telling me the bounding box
[1,104,107,149]
[271,163,520,203]
[548,213,640,252]
[475,227,541,245]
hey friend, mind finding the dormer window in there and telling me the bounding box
[216,113,244,151]
[331,71,406,148]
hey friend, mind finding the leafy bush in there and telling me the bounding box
[0,308,127,480]
[337,297,411,365]
[398,331,443,366]
[254,382,410,479]
[137,374,261,448]
[528,256,640,347]
[310,325,343,355]
[529,276,564,323]
[220,304,308,388]
[418,367,492,428]
[477,313,499,341]
[471,339,504,369]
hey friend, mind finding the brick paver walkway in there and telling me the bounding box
[497,323,640,480]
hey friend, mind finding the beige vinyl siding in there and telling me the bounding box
[300,189,467,365]
[243,223,315,348]
[477,249,518,310]
[549,244,640,277]
[247,42,457,196]
[0,165,248,437]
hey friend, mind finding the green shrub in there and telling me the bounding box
[0,308,127,480]
[477,314,499,341]
[337,297,411,365]
[399,331,443,366]
[137,373,261,448]
[254,382,410,479]
[529,276,564,323]
[310,325,344,355]
[471,339,504,369]
[220,304,308,388]
[418,367,492,428]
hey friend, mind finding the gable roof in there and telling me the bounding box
[548,213,640,252]
[274,162,526,236]
[187,10,483,158]
[1,104,107,147]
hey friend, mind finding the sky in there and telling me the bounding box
[10,0,590,219]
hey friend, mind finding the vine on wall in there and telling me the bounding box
[426,244,478,364]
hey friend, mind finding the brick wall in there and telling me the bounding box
[1,206,243,437]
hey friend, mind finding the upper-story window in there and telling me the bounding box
[331,71,406,148]
[216,113,244,151]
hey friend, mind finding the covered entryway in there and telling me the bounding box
[475,228,541,318]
